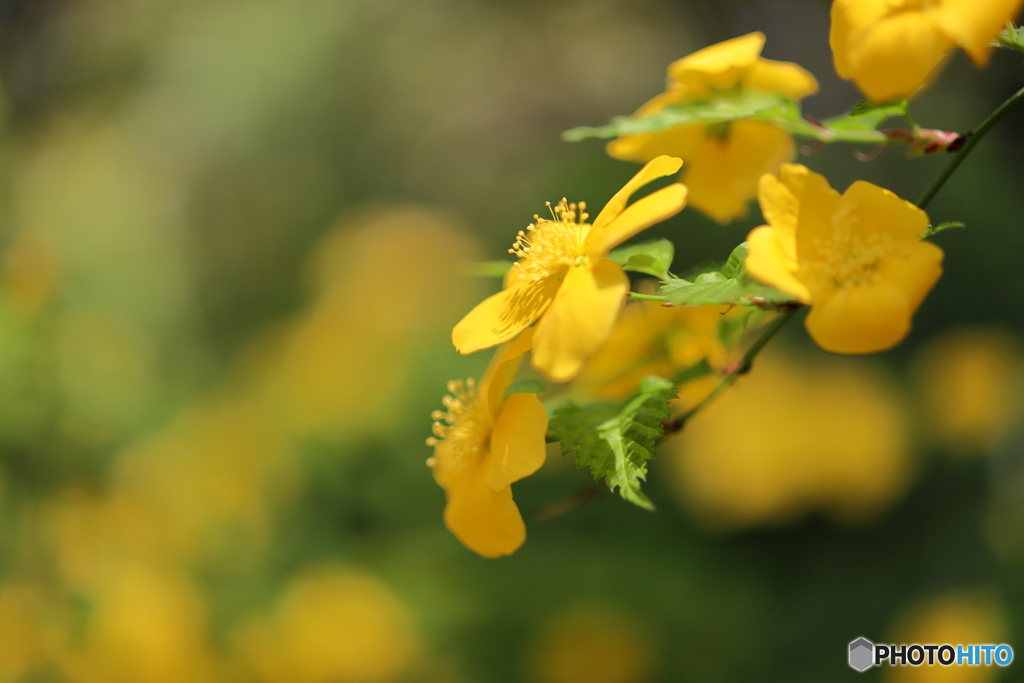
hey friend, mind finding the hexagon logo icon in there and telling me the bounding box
[849,637,875,672]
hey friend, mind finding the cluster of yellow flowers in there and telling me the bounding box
[430,2,1024,557]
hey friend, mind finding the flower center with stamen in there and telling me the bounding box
[508,198,591,282]
[800,208,895,291]
[426,378,490,472]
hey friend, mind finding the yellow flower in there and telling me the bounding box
[886,592,1006,683]
[831,0,1024,103]
[912,327,1022,454]
[235,564,419,683]
[745,163,943,354]
[663,347,912,528]
[572,299,737,402]
[606,33,817,224]
[57,560,215,683]
[0,583,51,682]
[526,605,654,683]
[428,329,548,557]
[452,156,687,382]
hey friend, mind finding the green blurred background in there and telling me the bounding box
[0,0,1023,681]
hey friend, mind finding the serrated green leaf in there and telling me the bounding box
[549,403,618,472]
[506,378,546,396]
[563,91,790,141]
[607,238,675,279]
[660,272,794,307]
[822,100,907,132]
[747,95,823,137]
[660,244,797,307]
[722,243,748,279]
[997,25,1024,52]
[921,221,965,239]
[549,375,676,511]
[463,260,513,277]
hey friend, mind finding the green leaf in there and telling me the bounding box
[550,375,676,511]
[997,25,1024,52]
[822,100,907,132]
[563,91,790,141]
[748,95,823,137]
[660,243,797,306]
[660,271,794,307]
[463,260,513,277]
[607,238,675,279]
[549,403,617,468]
[921,221,965,239]
[722,243,748,279]
[506,378,546,396]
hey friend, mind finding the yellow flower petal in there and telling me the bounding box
[937,0,1024,64]
[592,156,683,232]
[443,462,526,558]
[745,226,812,303]
[684,120,795,224]
[632,88,688,118]
[791,169,844,266]
[486,392,549,491]
[480,327,535,422]
[757,166,801,241]
[743,59,819,100]
[877,240,944,314]
[452,275,560,355]
[845,12,955,103]
[829,0,891,79]
[842,180,929,243]
[760,163,841,288]
[606,126,705,165]
[588,183,688,257]
[532,260,629,382]
[805,283,912,354]
[668,32,765,95]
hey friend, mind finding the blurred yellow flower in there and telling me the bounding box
[58,561,214,683]
[831,0,1024,103]
[745,163,943,354]
[452,156,687,382]
[886,591,1006,683]
[429,329,548,557]
[606,32,817,224]
[1,232,59,311]
[0,583,53,682]
[236,565,419,683]
[266,206,481,435]
[912,328,1022,454]
[664,348,912,528]
[572,299,738,402]
[109,398,297,560]
[526,605,654,683]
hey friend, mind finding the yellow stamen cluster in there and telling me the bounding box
[426,379,490,472]
[508,199,591,282]
[801,211,895,291]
